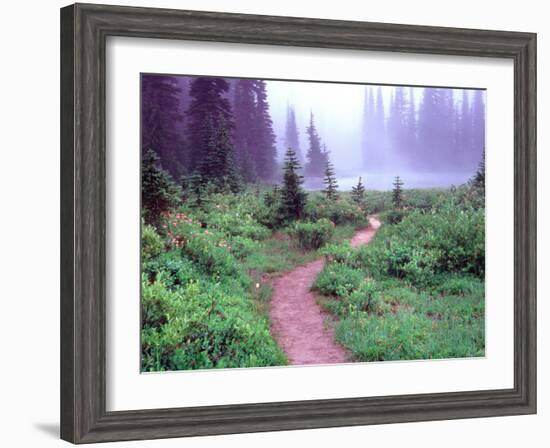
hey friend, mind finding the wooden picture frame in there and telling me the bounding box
[60,3,536,443]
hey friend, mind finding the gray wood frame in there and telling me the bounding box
[60,3,537,444]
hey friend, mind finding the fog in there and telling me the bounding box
[266,80,485,191]
[142,74,485,191]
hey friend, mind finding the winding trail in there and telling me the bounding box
[270,216,382,366]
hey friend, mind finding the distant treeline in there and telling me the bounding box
[142,75,486,188]
[142,75,341,186]
[362,86,485,172]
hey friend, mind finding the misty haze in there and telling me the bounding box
[142,74,485,191]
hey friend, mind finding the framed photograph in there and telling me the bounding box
[60,3,536,444]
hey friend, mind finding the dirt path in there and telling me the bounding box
[270,216,381,366]
[350,215,382,248]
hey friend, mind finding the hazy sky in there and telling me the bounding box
[145,73,486,190]
[268,80,365,168]
[266,80,484,189]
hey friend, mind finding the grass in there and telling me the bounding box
[244,232,320,274]
[330,278,485,362]
[313,196,486,362]
[141,188,373,371]
[142,184,485,369]
[244,223,361,275]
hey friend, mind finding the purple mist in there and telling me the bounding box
[142,74,485,190]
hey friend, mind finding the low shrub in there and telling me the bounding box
[435,275,484,297]
[320,242,354,264]
[183,235,241,279]
[304,194,368,227]
[143,251,197,289]
[141,276,287,371]
[352,207,485,283]
[160,210,243,279]
[345,280,384,314]
[384,209,406,225]
[141,223,164,259]
[292,218,335,250]
[386,243,440,287]
[190,191,272,240]
[229,236,259,260]
[314,262,364,297]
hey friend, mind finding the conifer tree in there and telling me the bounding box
[416,88,454,169]
[305,112,325,178]
[471,90,486,163]
[197,114,240,192]
[186,77,233,172]
[141,75,184,177]
[232,79,277,182]
[375,86,387,167]
[457,89,471,166]
[362,86,387,170]
[322,152,339,200]
[392,176,404,209]
[253,80,277,181]
[361,87,371,169]
[351,176,367,210]
[285,105,303,163]
[387,87,415,163]
[232,79,258,181]
[279,147,307,221]
[180,172,205,207]
[472,148,485,191]
[215,117,241,193]
[141,149,182,226]
[263,184,280,208]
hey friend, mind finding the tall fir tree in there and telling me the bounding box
[141,149,182,226]
[416,88,455,169]
[407,86,418,149]
[351,176,367,209]
[279,147,307,221]
[284,105,303,163]
[362,86,386,170]
[470,90,486,171]
[392,176,404,209]
[231,79,277,182]
[197,114,240,192]
[322,151,339,200]
[232,79,258,181]
[375,86,387,168]
[361,86,387,170]
[448,90,461,166]
[186,77,233,172]
[253,80,277,181]
[472,148,485,191]
[173,76,191,163]
[361,86,372,168]
[457,90,471,166]
[387,87,415,163]
[141,75,184,177]
[305,112,325,178]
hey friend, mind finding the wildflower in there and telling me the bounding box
[255,283,260,289]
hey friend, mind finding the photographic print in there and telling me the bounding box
[141,74,486,372]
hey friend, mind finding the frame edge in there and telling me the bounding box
[60,3,76,444]
[60,3,537,444]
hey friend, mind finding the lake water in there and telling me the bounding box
[304,171,473,191]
